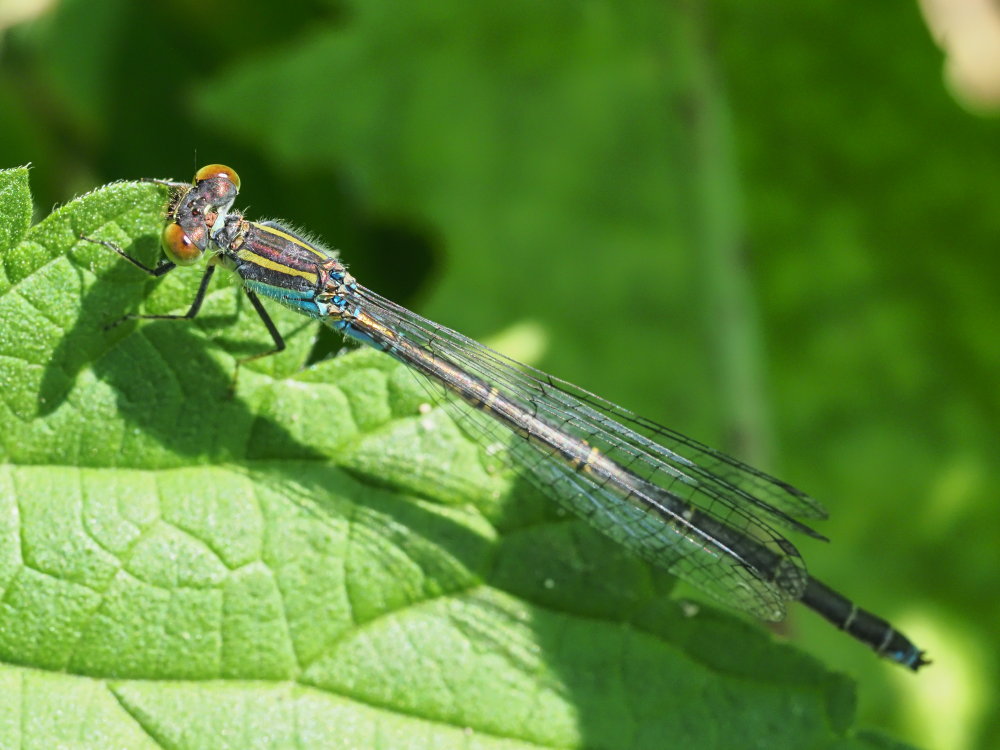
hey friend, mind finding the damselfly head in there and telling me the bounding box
[160,164,243,264]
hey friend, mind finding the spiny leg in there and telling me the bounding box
[139,177,189,190]
[85,235,288,391]
[95,247,217,331]
[80,235,176,278]
[229,288,286,392]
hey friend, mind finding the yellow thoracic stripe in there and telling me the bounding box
[240,249,319,283]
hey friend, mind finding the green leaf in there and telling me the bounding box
[0,169,918,749]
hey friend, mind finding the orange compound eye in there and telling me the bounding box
[161,223,204,265]
[193,164,241,190]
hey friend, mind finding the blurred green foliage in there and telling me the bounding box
[1,0,997,748]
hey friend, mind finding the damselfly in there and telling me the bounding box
[85,164,928,671]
